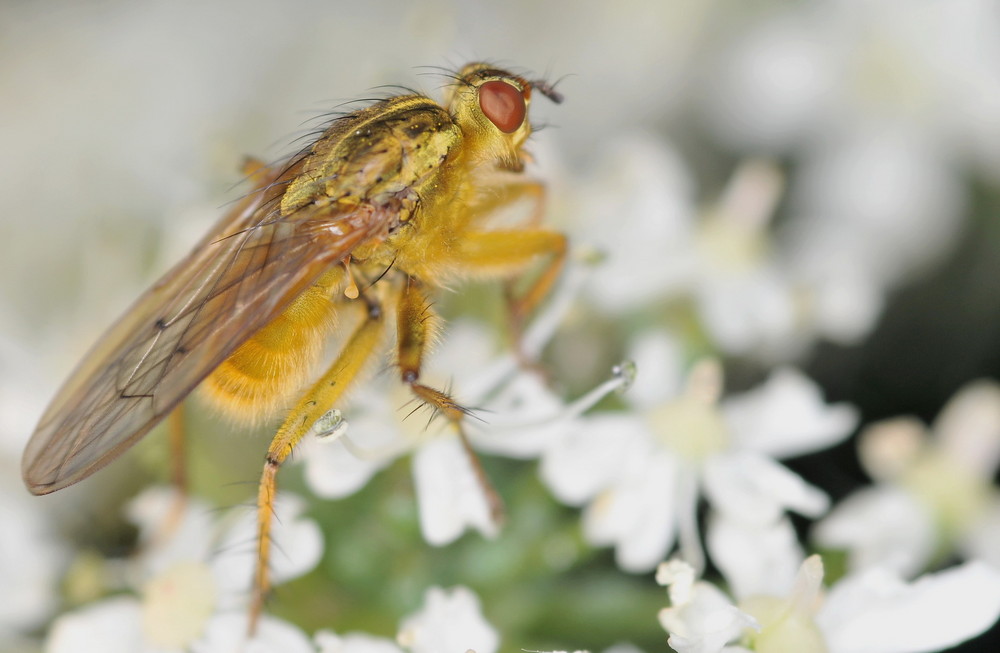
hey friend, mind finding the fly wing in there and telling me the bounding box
[22,161,392,494]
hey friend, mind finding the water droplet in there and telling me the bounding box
[611,359,637,394]
[313,408,349,442]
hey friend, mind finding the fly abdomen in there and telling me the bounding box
[200,268,343,424]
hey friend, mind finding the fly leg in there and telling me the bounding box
[249,299,384,633]
[396,277,505,525]
[168,405,187,494]
[137,406,190,555]
[450,227,567,364]
[462,176,565,335]
[161,405,188,534]
[466,176,547,226]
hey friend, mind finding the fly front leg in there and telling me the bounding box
[461,175,566,349]
[395,277,505,525]
[467,177,547,227]
[451,228,567,358]
[250,299,384,633]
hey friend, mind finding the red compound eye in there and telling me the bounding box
[479,80,526,133]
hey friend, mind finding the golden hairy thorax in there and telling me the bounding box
[201,70,540,422]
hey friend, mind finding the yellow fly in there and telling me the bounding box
[22,63,564,629]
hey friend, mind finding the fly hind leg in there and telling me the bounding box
[249,299,384,633]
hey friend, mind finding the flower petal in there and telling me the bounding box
[469,372,574,459]
[707,515,803,600]
[315,630,405,653]
[0,477,65,631]
[579,138,698,313]
[627,331,685,410]
[541,414,648,506]
[413,436,498,546]
[300,432,388,499]
[192,612,314,653]
[812,485,935,577]
[961,495,1000,568]
[934,380,1000,479]
[396,586,499,653]
[722,368,857,459]
[125,486,215,578]
[817,561,1000,653]
[45,598,145,653]
[583,446,681,572]
[426,322,502,390]
[659,579,758,653]
[703,451,829,524]
[695,267,797,357]
[212,493,323,603]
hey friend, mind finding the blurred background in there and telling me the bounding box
[2,0,1000,651]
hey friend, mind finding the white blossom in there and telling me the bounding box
[316,630,406,653]
[574,144,814,358]
[814,380,1000,575]
[397,586,499,653]
[0,476,66,644]
[542,331,857,573]
[657,559,760,653]
[702,0,999,343]
[44,487,321,652]
[47,599,314,653]
[658,553,1000,653]
[317,585,499,653]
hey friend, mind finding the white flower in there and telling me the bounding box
[816,561,1000,653]
[47,600,314,653]
[658,553,1000,653]
[657,559,760,653]
[300,269,627,546]
[571,137,697,313]
[0,330,50,457]
[574,142,811,359]
[706,516,805,602]
[397,586,499,653]
[542,331,857,573]
[814,379,1000,575]
[316,585,498,653]
[783,132,964,343]
[316,630,406,653]
[0,475,66,642]
[571,135,893,358]
[44,486,321,652]
[702,0,995,343]
[0,335,68,648]
[704,0,1000,172]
